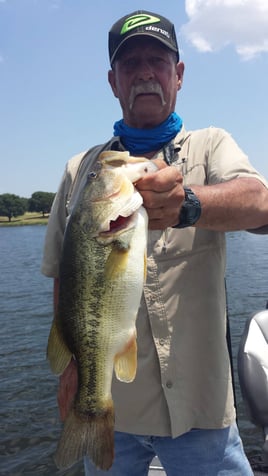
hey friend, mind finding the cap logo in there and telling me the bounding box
[120,14,160,35]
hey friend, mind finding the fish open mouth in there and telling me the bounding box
[109,215,131,231]
[100,214,134,236]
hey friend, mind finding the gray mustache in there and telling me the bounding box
[129,83,166,109]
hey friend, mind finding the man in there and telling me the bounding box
[42,10,268,476]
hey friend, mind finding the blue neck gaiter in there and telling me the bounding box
[113,112,183,155]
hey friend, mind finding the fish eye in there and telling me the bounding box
[87,171,98,180]
[87,162,102,181]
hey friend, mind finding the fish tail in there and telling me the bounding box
[54,406,115,470]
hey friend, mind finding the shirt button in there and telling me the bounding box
[166,380,173,389]
[159,338,165,346]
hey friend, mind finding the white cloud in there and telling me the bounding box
[181,0,268,60]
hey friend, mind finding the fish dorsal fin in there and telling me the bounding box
[114,334,137,383]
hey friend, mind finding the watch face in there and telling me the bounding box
[173,188,201,228]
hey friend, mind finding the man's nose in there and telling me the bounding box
[137,60,155,81]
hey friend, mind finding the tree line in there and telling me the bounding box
[0,191,56,222]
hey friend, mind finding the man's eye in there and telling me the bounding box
[123,58,137,68]
[151,57,165,65]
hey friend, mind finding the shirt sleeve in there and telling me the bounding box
[207,127,268,187]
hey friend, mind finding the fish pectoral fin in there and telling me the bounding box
[114,335,137,383]
[105,247,129,279]
[47,317,72,375]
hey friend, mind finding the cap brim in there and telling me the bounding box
[110,32,179,65]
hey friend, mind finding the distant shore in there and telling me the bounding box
[0,212,49,227]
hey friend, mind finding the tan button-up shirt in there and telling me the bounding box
[42,126,268,437]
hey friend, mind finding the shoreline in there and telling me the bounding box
[0,213,49,227]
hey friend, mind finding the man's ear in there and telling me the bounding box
[108,69,118,98]
[176,61,185,91]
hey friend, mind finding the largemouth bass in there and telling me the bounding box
[47,151,157,470]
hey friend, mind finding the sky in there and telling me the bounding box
[0,0,267,198]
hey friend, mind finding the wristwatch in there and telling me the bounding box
[173,187,201,228]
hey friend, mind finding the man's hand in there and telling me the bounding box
[136,161,184,229]
[57,358,78,421]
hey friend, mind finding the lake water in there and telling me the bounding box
[0,225,267,475]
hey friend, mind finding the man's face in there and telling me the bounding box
[108,37,184,129]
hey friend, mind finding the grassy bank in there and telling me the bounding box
[0,212,49,227]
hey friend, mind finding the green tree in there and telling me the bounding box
[28,191,55,216]
[0,194,28,222]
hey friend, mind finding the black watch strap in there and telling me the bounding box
[173,187,201,229]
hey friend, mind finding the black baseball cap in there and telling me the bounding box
[109,10,180,66]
